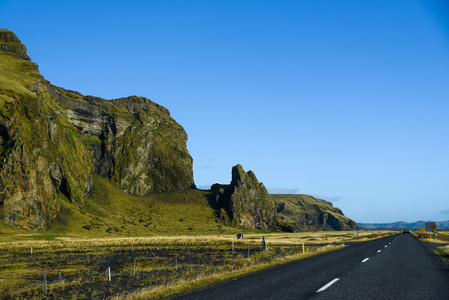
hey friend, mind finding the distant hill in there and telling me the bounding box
[272,194,357,231]
[358,220,449,229]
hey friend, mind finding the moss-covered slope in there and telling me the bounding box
[0,29,194,230]
[272,194,357,231]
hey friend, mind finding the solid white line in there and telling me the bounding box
[317,278,340,293]
[362,258,369,262]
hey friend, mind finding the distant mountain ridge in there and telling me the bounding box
[359,220,449,229]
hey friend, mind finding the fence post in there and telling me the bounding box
[43,270,47,294]
[262,237,267,250]
[133,260,136,277]
[108,267,111,282]
[31,247,33,255]
[59,271,63,289]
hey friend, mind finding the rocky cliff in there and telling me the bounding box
[0,29,194,230]
[272,194,357,231]
[209,164,277,229]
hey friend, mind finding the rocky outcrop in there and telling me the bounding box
[0,29,194,230]
[209,164,277,229]
[272,194,357,231]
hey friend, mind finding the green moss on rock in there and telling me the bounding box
[0,29,194,230]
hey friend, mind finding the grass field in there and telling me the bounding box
[0,231,392,299]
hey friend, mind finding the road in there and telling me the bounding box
[174,234,449,299]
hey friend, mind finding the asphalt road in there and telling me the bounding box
[174,234,449,299]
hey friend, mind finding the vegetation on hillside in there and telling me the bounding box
[272,194,357,231]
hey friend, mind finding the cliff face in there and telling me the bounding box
[0,29,194,230]
[209,164,277,229]
[272,194,357,231]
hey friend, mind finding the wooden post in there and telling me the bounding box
[59,271,63,289]
[31,247,33,255]
[43,270,47,294]
[108,267,111,282]
[262,236,267,250]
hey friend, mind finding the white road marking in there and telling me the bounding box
[317,278,340,293]
[384,245,388,248]
[362,258,369,262]
[377,250,381,253]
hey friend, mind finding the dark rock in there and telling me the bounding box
[209,164,277,229]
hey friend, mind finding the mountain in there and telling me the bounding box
[272,194,357,231]
[358,220,449,229]
[0,29,356,233]
[0,29,193,230]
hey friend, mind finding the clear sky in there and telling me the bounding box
[1,0,449,223]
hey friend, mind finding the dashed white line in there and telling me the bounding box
[362,258,369,263]
[316,278,340,293]
[377,250,381,253]
[384,245,388,248]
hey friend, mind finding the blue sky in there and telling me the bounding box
[1,0,449,223]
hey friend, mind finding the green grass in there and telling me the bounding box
[44,174,242,237]
[23,234,62,240]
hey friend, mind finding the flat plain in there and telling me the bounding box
[0,231,390,299]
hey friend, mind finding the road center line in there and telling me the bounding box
[377,250,381,253]
[362,258,369,262]
[316,278,340,293]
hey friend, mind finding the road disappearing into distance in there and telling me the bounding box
[176,233,449,299]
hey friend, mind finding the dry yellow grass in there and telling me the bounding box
[114,244,344,300]
[0,231,392,299]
